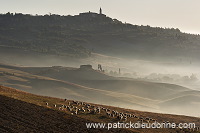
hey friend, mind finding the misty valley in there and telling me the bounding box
[0,11,200,133]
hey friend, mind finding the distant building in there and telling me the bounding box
[79,8,105,17]
[80,65,93,70]
[79,11,98,17]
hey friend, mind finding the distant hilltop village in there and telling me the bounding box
[79,7,106,17]
[1,8,123,24]
[77,8,123,24]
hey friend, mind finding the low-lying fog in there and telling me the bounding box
[1,50,200,117]
[90,53,200,91]
[1,49,200,91]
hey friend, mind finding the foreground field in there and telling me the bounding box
[0,86,131,133]
[0,85,199,133]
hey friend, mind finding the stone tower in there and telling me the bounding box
[99,7,102,14]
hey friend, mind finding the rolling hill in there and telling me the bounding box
[0,85,199,133]
[0,63,200,117]
[1,12,200,62]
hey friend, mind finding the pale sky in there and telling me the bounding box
[1,0,200,34]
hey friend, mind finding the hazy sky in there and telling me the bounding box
[1,0,200,34]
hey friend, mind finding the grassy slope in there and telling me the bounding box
[0,86,132,133]
[0,85,199,133]
[0,64,159,110]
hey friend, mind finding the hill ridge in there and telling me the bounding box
[1,12,200,61]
